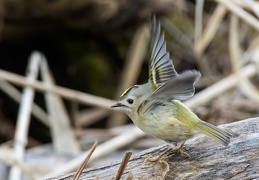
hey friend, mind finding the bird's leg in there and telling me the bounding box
[146,142,190,162]
[173,142,190,158]
[145,145,171,162]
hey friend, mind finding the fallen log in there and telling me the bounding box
[48,117,259,179]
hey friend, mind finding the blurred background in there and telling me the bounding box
[0,0,259,179]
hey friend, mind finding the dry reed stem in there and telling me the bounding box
[229,15,240,72]
[233,0,259,18]
[108,24,149,127]
[228,17,259,103]
[114,151,132,180]
[195,4,227,55]
[233,0,250,9]
[9,52,41,180]
[185,64,257,108]
[240,77,259,102]
[0,147,36,180]
[0,79,49,126]
[114,24,149,98]
[194,0,204,46]
[0,69,116,109]
[75,108,108,127]
[244,0,259,18]
[40,57,80,154]
[40,127,144,179]
[162,17,193,51]
[239,46,259,102]
[215,0,259,31]
[73,141,98,180]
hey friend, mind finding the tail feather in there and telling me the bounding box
[195,121,233,146]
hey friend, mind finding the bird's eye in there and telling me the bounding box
[127,98,134,104]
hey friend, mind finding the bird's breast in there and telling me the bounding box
[133,112,194,143]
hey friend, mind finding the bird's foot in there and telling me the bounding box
[172,143,190,158]
[145,146,171,162]
[145,154,161,162]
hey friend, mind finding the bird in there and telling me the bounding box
[111,16,233,160]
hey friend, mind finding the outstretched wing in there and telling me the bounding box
[138,70,201,113]
[149,16,178,89]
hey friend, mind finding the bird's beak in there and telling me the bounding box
[111,102,123,108]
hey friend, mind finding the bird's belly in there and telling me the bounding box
[135,116,194,143]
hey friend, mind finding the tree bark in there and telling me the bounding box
[47,117,259,180]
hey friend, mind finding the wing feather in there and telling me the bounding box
[138,70,201,113]
[149,16,178,89]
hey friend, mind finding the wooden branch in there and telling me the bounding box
[48,117,259,179]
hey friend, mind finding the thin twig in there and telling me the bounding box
[114,151,132,180]
[73,141,98,180]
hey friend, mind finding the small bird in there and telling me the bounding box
[111,16,232,160]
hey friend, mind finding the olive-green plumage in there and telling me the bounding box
[112,16,232,151]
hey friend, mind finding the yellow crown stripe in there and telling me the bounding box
[120,85,139,97]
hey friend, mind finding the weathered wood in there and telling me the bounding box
[47,117,259,180]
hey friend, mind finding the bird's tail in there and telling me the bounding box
[194,121,233,146]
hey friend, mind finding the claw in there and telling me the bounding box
[145,146,171,162]
[145,143,190,162]
[173,143,190,158]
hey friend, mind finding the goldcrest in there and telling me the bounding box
[112,16,232,157]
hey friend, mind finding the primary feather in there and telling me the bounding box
[149,15,177,89]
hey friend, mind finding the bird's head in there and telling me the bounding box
[111,84,152,116]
